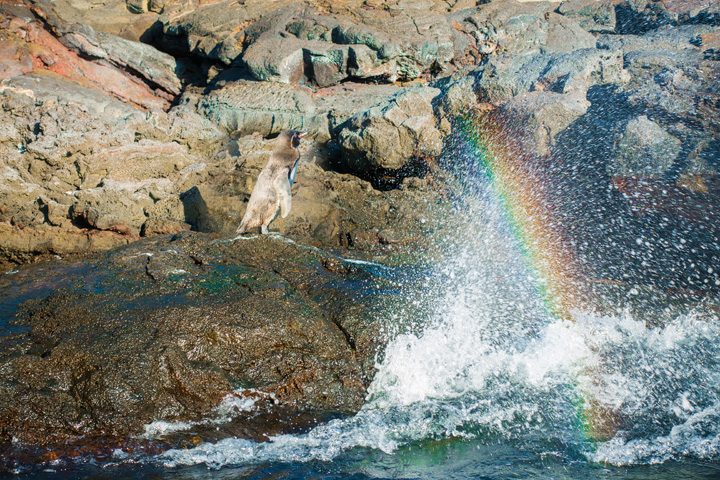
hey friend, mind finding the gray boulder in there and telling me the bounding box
[158,0,471,86]
[615,0,720,34]
[497,91,591,157]
[465,1,596,56]
[557,0,617,33]
[59,24,182,95]
[609,115,682,178]
[475,48,628,103]
[337,86,444,172]
[534,48,629,94]
[196,81,330,139]
[475,53,552,103]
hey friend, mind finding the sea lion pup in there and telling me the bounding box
[236,130,305,235]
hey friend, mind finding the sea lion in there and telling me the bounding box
[236,130,305,235]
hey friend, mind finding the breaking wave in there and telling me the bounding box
[159,190,720,470]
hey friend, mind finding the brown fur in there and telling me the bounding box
[236,130,304,234]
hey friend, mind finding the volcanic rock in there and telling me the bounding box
[337,86,443,174]
[0,232,405,454]
[609,115,682,178]
[557,0,617,33]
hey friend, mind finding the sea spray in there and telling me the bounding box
[158,115,720,471]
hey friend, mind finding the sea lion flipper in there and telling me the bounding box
[274,175,292,219]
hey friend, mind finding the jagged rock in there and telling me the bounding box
[609,25,720,121]
[465,1,596,56]
[140,218,190,235]
[0,64,218,262]
[23,0,159,41]
[314,82,403,131]
[497,91,591,156]
[337,86,444,174]
[609,115,682,178]
[557,0,617,33]
[158,0,292,64]
[0,233,396,452]
[597,24,717,53]
[474,53,552,103]
[38,197,72,228]
[304,43,351,88]
[241,35,308,83]
[533,48,629,94]
[77,141,204,192]
[0,7,172,110]
[158,0,473,86]
[0,223,131,263]
[71,189,150,234]
[475,47,628,103]
[615,0,720,34]
[436,74,478,120]
[29,1,181,95]
[56,24,181,95]
[197,80,329,138]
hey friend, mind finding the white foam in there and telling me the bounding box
[143,420,196,438]
[593,403,720,465]
[141,389,264,439]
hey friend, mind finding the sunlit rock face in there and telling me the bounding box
[0,0,717,287]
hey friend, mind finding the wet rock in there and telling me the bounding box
[533,48,629,95]
[615,0,720,35]
[0,233,397,452]
[598,24,717,53]
[474,53,553,103]
[609,115,682,178]
[497,91,591,157]
[476,43,629,103]
[557,0,617,33]
[601,24,720,132]
[337,86,443,174]
[465,1,596,56]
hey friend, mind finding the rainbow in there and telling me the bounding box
[452,109,614,443]
[452,111,588,320]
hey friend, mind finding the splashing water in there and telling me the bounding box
[159,116,720,473]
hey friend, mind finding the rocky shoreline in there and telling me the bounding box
[1,0,719,470]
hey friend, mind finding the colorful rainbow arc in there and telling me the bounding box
[453,113,585,320]
[453,112,613,443]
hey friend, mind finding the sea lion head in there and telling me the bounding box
[277,130,306,149]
